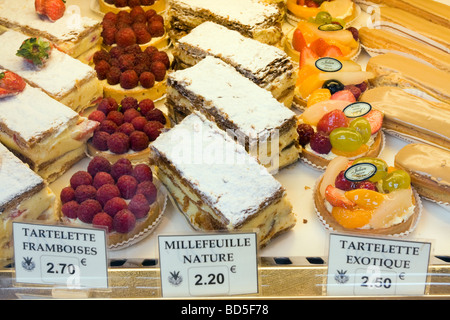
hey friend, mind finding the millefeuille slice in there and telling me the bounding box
[0,29,103,113]
[0,0,102,64]
[0,71,98,182]
[0,143,59,260]
[173,21,297,107]
[166,56,300,172]
[149,112,296,247]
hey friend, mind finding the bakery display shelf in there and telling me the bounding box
[1,255,450,299]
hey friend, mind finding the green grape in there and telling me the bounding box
[349,117,371,144]
[329,127,363,152]
[381,170,411,193]
[353,157,388,182]
[315,11,332,25]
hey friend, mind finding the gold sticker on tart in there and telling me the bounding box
[343,102,372,118]
[344,162,377,182]
[315,57,343,72]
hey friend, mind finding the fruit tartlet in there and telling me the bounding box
[87,96,169,164]
[284,15,361,64]
[296,89,384,169]
[98,0,166,15]
[286,0,360,27]
[314,156,422,236]
[93,43,170,102]
[60,156,167,248]
[100,6,169,51]
[293,57,373,110]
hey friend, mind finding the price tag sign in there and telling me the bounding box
[12,222,108,289]
[327,233,431,296]
[158,233,259,297]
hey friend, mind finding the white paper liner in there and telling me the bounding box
[108,177,168,250]
[313,176,423,237]
[300,130,386,171]
[383,129,448,150]
[422,196,450,212]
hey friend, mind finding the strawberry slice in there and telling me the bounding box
[300,47,319,68]
[363,109,383,134]
[44,0,66,22]
[292,29,307,52]
[35,0,46,15]
[330,89,356,103]
[0,71,26,98]
[309,38,329,57]
[325,184,356,209]
[322,45,344,58]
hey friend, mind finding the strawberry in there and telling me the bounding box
[309,38,330,57]
[292,29,307,52]
[44,0,66,22]
[305,0,319,8]
[296,0,305,5]
[363,109,384,134]
[330,89,356,103]
[316,109,349,135]
[325,185,356,209]
[322,45,344,58]
[300,47,319,68]
[0,71,26,92]
[35,0,46,15]
[16,37,53,67]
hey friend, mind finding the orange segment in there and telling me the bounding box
[286,0,321,19]
[307,88,331,107]
[298,73,324,98]
[331,206,373,229]
[344,189,385,210]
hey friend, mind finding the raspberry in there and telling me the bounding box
[124,44,141,55]
[88,110,106,123]
[121,96,138,111]
[143,120,164,141]
[103,12,118,24]
[92,212,114,232]
[134,25,152,44]
[130,116,147,131]
[74,184,97,203]
[129,130,149,151]
[97,98,118,115]
[115,27,137,47]
[139,71,155,89]
[109,46,124,59]
[104,197,128,218]
[61,201,79,219]
[91,131,110,151]
[77,199,102,223]
[145,108,166,124]
[344,85,362,100]
[117,122,135,136]
[149,61,166,81]
[144,9,157,21]
[134,63,148,76]
[107,132,130,154]
[92,171,115,189]
[117,175,138,199]
[102,27,118,46]
[93,50,111,65]
[120,69,139,89]
[113,209,136,233]
[132,164,153,182]
[70,171,93,189]
[115,0,127,7]
[118,53,136,72]
[111,159,133,181]
[309,131,332,154]
[107,67,122,85]
[98,119,118,135]
[60,186,75,204]
[297,123,314,147]
[152,51,170,69]
[95,60,110,80]
[128,0,141,7]
[106,110,125,126]
[87,156,112,177]
[130,6,145,19]
[347,26,359,41]
[138,99,155,116]
[128,193,150,219]
[148,14,164,25]
[123,108,141,123]
[96,184,121,206]
[144,46,158,59]
[334,170,355,191]
[136,180,157,204]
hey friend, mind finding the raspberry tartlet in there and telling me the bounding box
[297,91,384,169]
[60,156,167,248]
[314,156,422,236]
[93,43,170,102]
[87,96,169,164]
[100,6,169,51]
[98,0,166,15]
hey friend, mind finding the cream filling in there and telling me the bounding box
[37,146,86,183]
[57,29,102,58]
[57,77,103,113]
[157,165,295,246]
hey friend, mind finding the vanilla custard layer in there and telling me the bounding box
[157,165,295,247]
[58,29,102,59]
[56,76,103,113]
[0,187,58,259]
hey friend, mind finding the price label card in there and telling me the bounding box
[158,233,259,297]
[12,222,108,289]
[327,233,431,296]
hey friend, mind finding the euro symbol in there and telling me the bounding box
[230,265,236,273]
[81,258,87,266]
[399,272,405,280]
